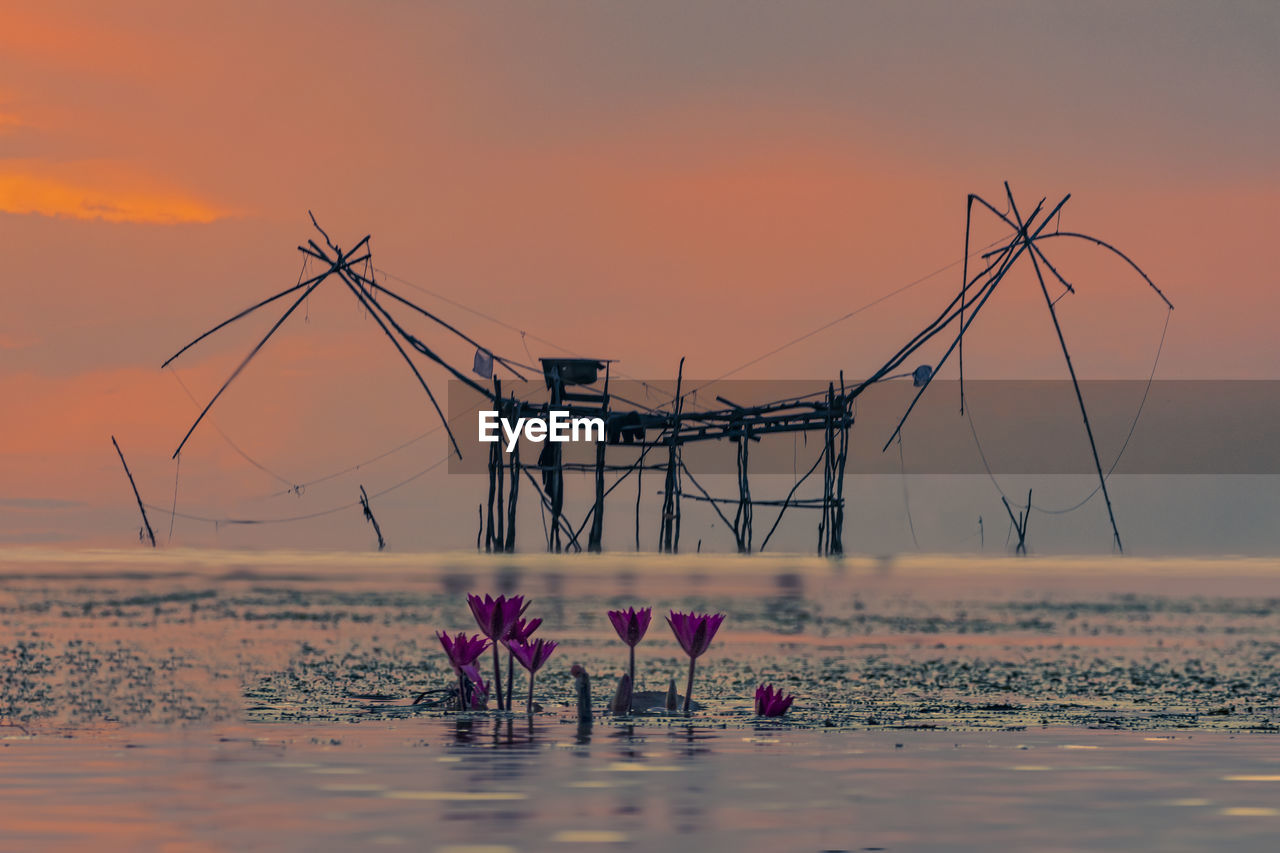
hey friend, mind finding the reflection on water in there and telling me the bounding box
[4,720,1280,851]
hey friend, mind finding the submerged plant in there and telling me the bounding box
[437,631,491,711]
[510,638,558,713]
[467,593,526,710]
[607,606,652,714]
[754,684,794,718]
[666,610,725,715]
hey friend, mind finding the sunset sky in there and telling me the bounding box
[2,1,1277,552]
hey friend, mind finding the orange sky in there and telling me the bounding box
[2,1,1277,551]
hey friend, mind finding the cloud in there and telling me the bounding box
[0,161,230,224]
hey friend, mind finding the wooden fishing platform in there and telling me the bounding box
[149,186,1172,556]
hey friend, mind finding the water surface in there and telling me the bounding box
[2,549,1279,850]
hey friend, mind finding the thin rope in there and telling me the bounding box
[675,236,1008,405]
[168,368,297,488]
[143,454,450,526]
[967,307,1171,515]
[898,434,920,549]
[167,454,180,542]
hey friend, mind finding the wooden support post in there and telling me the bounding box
[588,365,610,552]
[493,378,504,549]
[660,358,685,553]
[111,435,156,547]
[1002,488,1032,555]
[359,485,386,550]
[1005,184,1123,553]
[505,393,519,553]
[832,374,849,556]
[733,420,752,553]
[485,437,498,553]
[819,384,836,555]
[547,367,565,553]
[635,440,643,551]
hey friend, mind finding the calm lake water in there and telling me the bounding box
[2,548,1279,851]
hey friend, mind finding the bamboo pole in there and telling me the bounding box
[660,359,685,552]
[505,393,519,553]
[547,366,564,553]
[879,195,1068,452]
[734,421,752,552]
[1004,184,1122,552]
[324,256,463,459]
[832,373,849,556]
[493,378,505,549]
[588,364,610,552]
[359,485,386,550]
[111,436,156,547]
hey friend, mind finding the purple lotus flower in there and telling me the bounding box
[667,611,725,660]
[754,684,794,718]
[510,638,557,673]
[468,593,526,641]
[607,607,652,647]
[437,631,490,669]
[460,664,491,710]
[509,638,558,713]
[505,616,542,646]
[438,631,490,711]
[667,610,726,714]
[607,606,652,715]
[467,593,526,710]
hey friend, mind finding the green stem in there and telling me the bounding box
[508,647,515,711]
[683,657,696,715]
[628,645,636,715]
[527,672,536,714]
[456,670,467,712]
[492,644,503,711]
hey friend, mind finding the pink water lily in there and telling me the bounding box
[754,684,794,718]
[607,607,652,715]
[468,593,526,640]
[437,631,491,711]
[437,631,490,669]
[509,638,558,713]
[467,593,526,710]
[607,607,652,647]
[505,616,542,645]
[667,611,725,659]
[667,611,725,714]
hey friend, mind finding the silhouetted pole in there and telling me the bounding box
[1005,184,1122,553]
[588,364,610,552]
[111,436,156,547]
[359,485,386,550]
[505,393,519,553]
[547,366,565,552]
[660,358,685,552]
[733,418,752,553]
[832,372,849,555]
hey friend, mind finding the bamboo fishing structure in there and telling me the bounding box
[146,187,1172,555]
